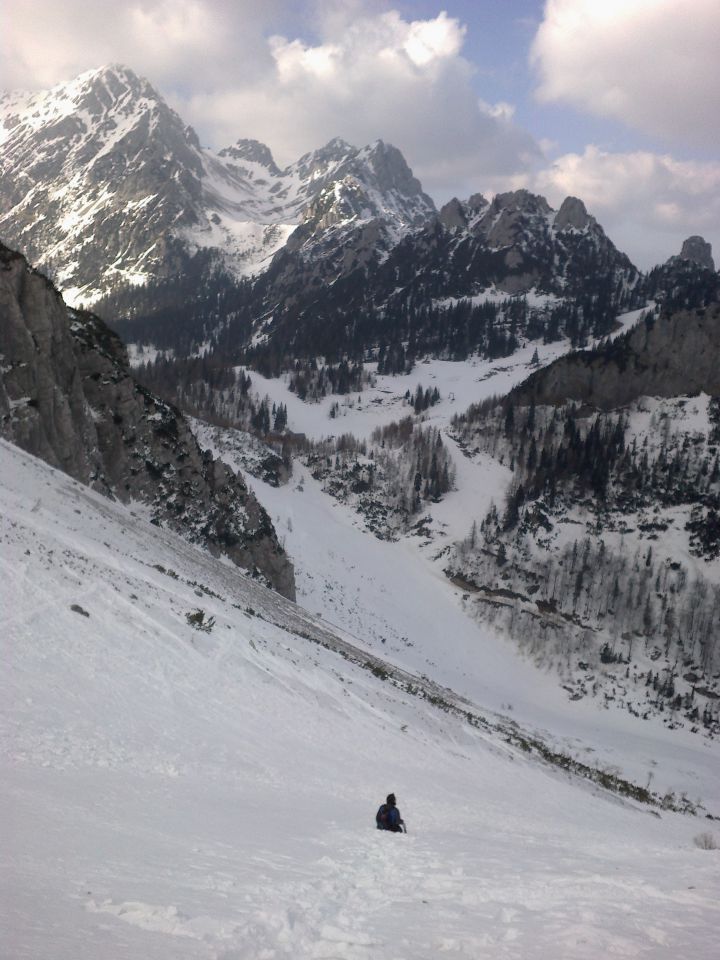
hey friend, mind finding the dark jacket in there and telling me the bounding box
[376,802,403,832]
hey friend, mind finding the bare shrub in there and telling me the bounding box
[693,832,718,850]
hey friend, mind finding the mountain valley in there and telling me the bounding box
[2,58,720,960]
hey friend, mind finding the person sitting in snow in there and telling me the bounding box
[376,792,406,832]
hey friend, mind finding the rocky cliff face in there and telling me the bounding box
[512,302,720,411]
[679,236,715,272]
[0,246,98,481]
[0,243,295,599]
[433,190,635,297]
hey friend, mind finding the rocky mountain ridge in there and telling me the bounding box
[4,64,717,393]
[205,185,642,376]
[0,242,295,598]
[0,65,435,304]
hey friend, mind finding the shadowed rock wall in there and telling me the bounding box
[0,242,295,599]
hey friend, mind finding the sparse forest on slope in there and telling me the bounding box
[448,295,720,738]
[303,417,455,539]
[193,394,455,541]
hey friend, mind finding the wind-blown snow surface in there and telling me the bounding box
[3,443,720,958]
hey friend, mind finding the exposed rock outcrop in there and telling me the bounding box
[479,190,552,250]
[438,198,468,231]
[679,236,715,272]
[0,246,98,481]
[219,138,282,176]
[430,189,636,298]
[0,243,295,598]
[554,196,592,232]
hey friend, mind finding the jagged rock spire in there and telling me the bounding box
[679,236,715,272]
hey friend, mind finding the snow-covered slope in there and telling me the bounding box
[3,438,720,959]
[0,66,435,304]
[190,329,720,800]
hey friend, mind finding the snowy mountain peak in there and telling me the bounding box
[291,137,358,182]
[219,138,281,175]
[78,61,144,87]
[317,135,355,157]
[0,66,442,303]
[280,137,435,261]
[358,139,429,200]
[1,62,168,136]
[0,62,214,301]
[72,62,154,104]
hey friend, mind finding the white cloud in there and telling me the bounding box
[478,99,516,122]
[531,0,720,146]
[531,146,720,268]
[6,1,715,269]
[402,11,465,67]
[0,0,281,91]
[1,3,539,200]
[175,9,539,195]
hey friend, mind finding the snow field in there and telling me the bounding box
[242,463,720,801]
[3,440,720,958]
[223,307,650,448]
[233,347,563,446]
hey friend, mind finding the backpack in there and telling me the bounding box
[376,803,400,830]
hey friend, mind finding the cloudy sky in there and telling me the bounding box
[3,0,719,268]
